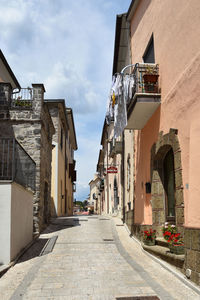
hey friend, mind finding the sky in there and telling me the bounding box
[0,0,131,201]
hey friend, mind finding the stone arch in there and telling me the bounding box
[151,129,184,232]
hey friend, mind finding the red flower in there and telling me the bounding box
[164,231,171,236]
[174,233,180,238]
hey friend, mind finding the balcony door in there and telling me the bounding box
[163,148,175,222]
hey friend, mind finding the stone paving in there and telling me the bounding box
[0,216,200,300]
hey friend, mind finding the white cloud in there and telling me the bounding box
[0,0,131,201]
[44,62,102,114]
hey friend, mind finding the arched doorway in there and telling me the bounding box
[163,148,175,222]
[151,129,184,232]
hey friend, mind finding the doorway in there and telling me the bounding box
[163,148,175,222]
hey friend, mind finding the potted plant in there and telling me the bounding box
[143,228,156,246]
[162,223,184,255]
[169,238,184,255]
[143,65,159,83]
[162,222,177,240]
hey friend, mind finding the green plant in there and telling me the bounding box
[145,65,157,75]
[162,222,183,246]
[143,228,156,242]
[162,222,177,241]
[14,100,31,107]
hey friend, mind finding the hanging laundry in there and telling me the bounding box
[112,92,115,107]
[114,88,127,138]
[106,73,135,136]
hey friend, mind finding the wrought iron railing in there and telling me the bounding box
[131,63,160,101]
[11,88,33,108]
[0,138,36,191]
[0,83,33,108]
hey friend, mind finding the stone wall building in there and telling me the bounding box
[0,51,55,235]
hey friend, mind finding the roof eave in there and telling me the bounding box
[0,49,21,89]
[66,108,78,150]
[126,0,140,22]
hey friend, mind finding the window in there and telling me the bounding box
[143,35,155,63]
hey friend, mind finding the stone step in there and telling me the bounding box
[142,243,185,271]
[156,237,169,248]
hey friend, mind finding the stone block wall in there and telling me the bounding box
[184,227,200,285]
[125,209,134,233]
[0,84,54,234]
[48,106,59,143]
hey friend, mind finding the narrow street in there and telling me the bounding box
[0,216,199,300]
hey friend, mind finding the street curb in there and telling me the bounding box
[0,234,40,278]
[123,222,200,296]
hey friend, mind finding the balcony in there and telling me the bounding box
[0,138,36,191]
[110,138,123,157]
[126,63,161,130]
[0,83,33,109]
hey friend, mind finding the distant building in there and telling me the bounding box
[89,174,101,214]
[46,100,78,217]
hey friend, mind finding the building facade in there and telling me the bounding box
[0,51,55,237]
[46,101,77,217]
[95,0,200,286]
[126,0,200,284]
[66,108,78,215]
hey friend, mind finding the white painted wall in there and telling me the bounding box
[0,182,33,264]
[0,184,11,264]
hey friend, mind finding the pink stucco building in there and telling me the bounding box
[125,0,200,285]
[95,0,200,286]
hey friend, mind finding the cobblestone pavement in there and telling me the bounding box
[0,216,200,300]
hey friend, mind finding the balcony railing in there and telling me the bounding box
[0,138,36,191]
[0,83,33,109]
[12,88,33,108]
[129,63,160,103]
[110,138,123,157]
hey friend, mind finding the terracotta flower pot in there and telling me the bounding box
[143,74,159,83]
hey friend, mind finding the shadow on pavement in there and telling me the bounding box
[16,217,81,264]
[17,238,49,264]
